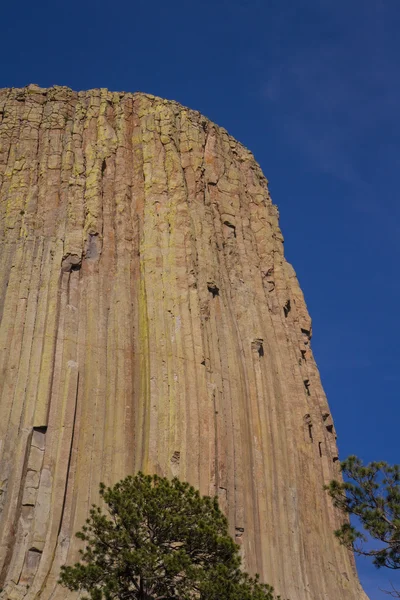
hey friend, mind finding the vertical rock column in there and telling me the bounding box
[0,86,367,600]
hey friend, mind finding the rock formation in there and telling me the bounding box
[0,85,367,599]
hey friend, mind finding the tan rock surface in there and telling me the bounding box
[0,85,367,599]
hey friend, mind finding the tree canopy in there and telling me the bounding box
[60,473,280,600]
[326,455,400,596]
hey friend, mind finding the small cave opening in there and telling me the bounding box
[303,379,310,396]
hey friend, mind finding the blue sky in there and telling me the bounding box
[2,0,399,596]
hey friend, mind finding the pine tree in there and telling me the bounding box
[60,473,279,600]
[326,455,400,596]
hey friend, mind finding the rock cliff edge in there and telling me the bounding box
[0,86,367,599]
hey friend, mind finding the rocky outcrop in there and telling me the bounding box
[0,85,367,599]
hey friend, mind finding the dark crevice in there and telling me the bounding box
[56,372,79,541]
[283,299,291,318]
[33,426,47,434]
[223,220,236,237]
[207,282,219,297]
[251,339,264,357]
[304,414,313,442]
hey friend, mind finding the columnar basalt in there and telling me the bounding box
[0,85,366,599]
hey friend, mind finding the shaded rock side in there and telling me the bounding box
[0,86,367,599]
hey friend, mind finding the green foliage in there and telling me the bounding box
[59,473,279,600]
[326,455,400,571]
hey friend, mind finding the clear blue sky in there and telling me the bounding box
[1,0,399,597]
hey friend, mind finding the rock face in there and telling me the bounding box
[0,85,366,600]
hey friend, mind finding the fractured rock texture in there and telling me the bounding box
[0,86,366,599]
